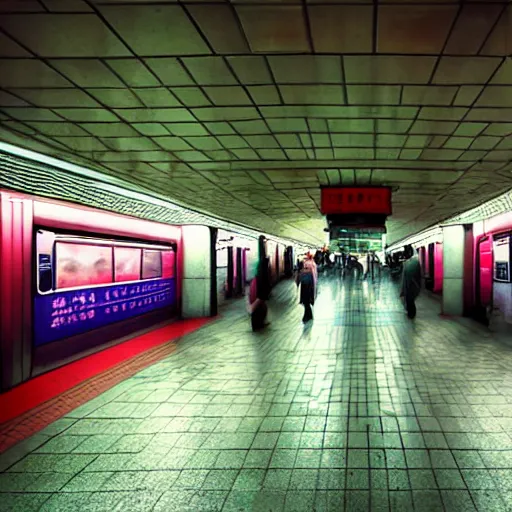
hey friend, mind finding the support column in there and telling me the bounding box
[181,225,213,318]
[441,224,465,316]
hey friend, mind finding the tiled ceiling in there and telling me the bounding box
[0,0,512,246]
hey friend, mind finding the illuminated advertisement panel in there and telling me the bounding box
[494,236,510,282]
[34,279,175,346]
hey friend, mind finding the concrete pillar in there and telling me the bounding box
[181,225,213,318]
[442,224,465,315]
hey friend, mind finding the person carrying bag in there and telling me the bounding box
[298,254,317,323]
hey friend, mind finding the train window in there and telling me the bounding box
[114,247,142,282]
[217,248,228,268]
[142,249,162,279]
[55,242,113,289]
[161,250,175,279]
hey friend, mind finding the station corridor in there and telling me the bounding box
[1,274,512,512]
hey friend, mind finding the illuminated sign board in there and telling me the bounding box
[321,187,392,216]
[34,279,176,346]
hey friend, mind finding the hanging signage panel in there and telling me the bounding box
[321,187,392,215]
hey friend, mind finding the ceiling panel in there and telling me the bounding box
[173,88,212,107]
[347,85,401,105]
[402,86,457,106]
[88,89,143,108]
[433,57,502,84]
[106,59,160,87]
[344,56,436,84]
[0,14,130,57]
[0,60,72,88]
[280,85,344,105]
[50,59,125,88]
[204,86,252,106]
[236,6,309,53]
[444,4,503,55]
[144,58,195,86]
[476,87,512,107]
[98,5,211,56]
[269,55,342,84]
[480,5,511,56]
[81,123,138,137]
[187,5,249,54]
[227,56,272,84]
[248,86,281,105]
[0,32,32,57]
[182,57,237,85]
[377,5,457,54]
[309,6,373,53]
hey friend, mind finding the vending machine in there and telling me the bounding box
[493,234,511,283]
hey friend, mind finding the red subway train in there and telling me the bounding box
[0,188,182,392]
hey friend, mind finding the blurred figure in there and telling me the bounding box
[341,252,347,269]
[366,251,381,280]
[248,261,269,331]
[400,244,421,319]
[297,255,304,272]
[297,253,317,323]
[389,252,403,280]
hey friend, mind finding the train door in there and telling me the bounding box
[425,243,435,291]
[226,246,234,298]
[419,246,426,272]
[475,236,493,323]
[433,243,443,294]
[285,246,293,277]
[490,234,512,330]
[275,245,279,280]
[242,248,247,286]
[235,247,243,296]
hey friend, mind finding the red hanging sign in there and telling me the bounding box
[320,187,392,215]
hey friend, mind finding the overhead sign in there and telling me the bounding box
[321,187,392,216]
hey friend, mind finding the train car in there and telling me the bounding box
[257,236,293,290]
[215,229,258,307]
[284,246,294,277]
[0,189,182,391]
[473,211,512,328]
[424,242,443,294]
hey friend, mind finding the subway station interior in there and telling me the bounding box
[1,1,512,511]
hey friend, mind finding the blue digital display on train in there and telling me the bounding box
[34,278,176,346]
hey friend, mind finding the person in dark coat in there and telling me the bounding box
[248,261,269,331]
[400,244,422,319]
[298,254,317,323]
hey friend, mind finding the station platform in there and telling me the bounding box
[0,274,511,512]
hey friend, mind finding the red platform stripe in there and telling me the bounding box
[0,318,210,425]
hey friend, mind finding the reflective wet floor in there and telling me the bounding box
[1,274,512,511]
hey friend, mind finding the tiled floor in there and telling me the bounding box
[1,272,512,511]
